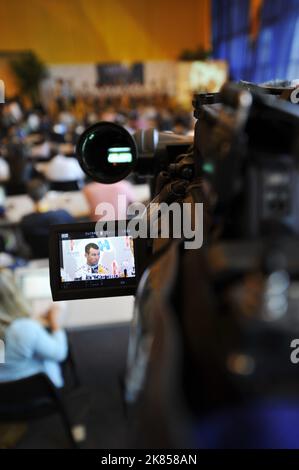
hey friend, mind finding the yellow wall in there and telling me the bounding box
[0,0,210,64]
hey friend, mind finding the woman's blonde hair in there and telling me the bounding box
[0,269,31,340]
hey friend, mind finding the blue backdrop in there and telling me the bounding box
[212,0,299,82]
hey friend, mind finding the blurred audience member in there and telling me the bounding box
[0,157,10,182]
[0,269,67,387]
[83,180,135,221]
[20,179,75,258]
[42,152,85,183]
[173,115,192,135]
[4,136,33,194]
[30,138,51,159]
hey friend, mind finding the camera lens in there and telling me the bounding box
[76,122,137,184]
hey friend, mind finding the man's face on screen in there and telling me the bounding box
[85,248,100,266]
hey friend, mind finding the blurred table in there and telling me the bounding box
[61,296,134,328]
[4,191,90,223]
[3,184,150,224]
[14,263,134,328]
[33,296,134,329]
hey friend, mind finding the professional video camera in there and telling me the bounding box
[49,82,299,448]
[123,84,299,448]
[196,83,299,237]
[76,121,193,194]
[49,119,195,301]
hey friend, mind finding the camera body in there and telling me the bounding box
[48,84,299,446]
[195,84,299,238]
[49,83,299,303]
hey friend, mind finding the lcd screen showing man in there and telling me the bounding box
[60,234,135,283]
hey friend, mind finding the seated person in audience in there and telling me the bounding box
[20,178,75,258]
[42,151,85,183]
[3,135,34,193]
[0,269,67,387]
[0,156,10,182]
[0,234,25,269]
[83,180,135,221]
[30,137,51,159]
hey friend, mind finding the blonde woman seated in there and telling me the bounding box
[0,270,67,388]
